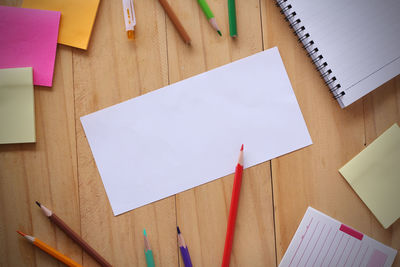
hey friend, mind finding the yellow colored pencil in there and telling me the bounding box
[17,231,83,267]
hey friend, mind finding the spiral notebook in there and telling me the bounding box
[276,0,400,108]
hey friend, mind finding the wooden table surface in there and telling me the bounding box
[1,0,399,266]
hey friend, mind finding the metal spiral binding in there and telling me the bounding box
[275,0,345,99]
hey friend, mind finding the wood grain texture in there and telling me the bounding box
[1,0,399,266]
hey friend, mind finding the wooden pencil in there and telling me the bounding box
[177,227,193,267]
[143,229,155,267]
[197,0,221,36]
[17,231,83,267]
[157,0,191,45]
[221,144,244,267]
[228,0,237,37]
[36,201,112,267]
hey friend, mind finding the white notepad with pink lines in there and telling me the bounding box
[279,207,397,267]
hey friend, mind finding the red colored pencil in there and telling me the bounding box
[221,144,244,267]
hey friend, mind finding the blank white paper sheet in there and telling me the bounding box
[81,47,312,215]
[279,207,397,267]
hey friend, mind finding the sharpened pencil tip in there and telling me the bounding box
[217,30,222,36]
[35,201,41,207]
[240,144,244,151]
[177,226,181,234]
[17,230,26,237]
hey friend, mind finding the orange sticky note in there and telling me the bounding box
[22,0,100,50]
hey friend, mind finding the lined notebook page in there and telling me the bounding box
[290,0,400,107]
[279,207,397,267]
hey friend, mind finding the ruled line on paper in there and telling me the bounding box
[328,232,345,266]
[312,227,333,267]
[321,229,339,265]
[304,223,326,266]
[297,221,320,265]
[337,236,351,266]
[343,238,357,266]
[360,245,370,266]
[288,217,314,267]
[350,243,363,267]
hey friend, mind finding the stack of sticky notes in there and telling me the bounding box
[0,1,100,144]
[0,5,60,144]
[340,124,400,229]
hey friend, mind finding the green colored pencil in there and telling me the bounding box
[228,0,237,37]
[144,229,155,267]
[197,0,221,36]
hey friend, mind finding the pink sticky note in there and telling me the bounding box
[0,6,60,87]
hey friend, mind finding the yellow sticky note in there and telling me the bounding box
[339,124,400,229]
[22,0,100,50]
[0,68,36,144]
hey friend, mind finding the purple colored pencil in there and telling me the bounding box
[177,227,193,267]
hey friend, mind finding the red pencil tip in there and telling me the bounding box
[16,230,26,237]
[240,144,244,151]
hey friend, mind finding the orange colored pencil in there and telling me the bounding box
[17,231,83,267]
[221,144,244,267]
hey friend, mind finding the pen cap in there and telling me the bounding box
[127,30,135,39]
